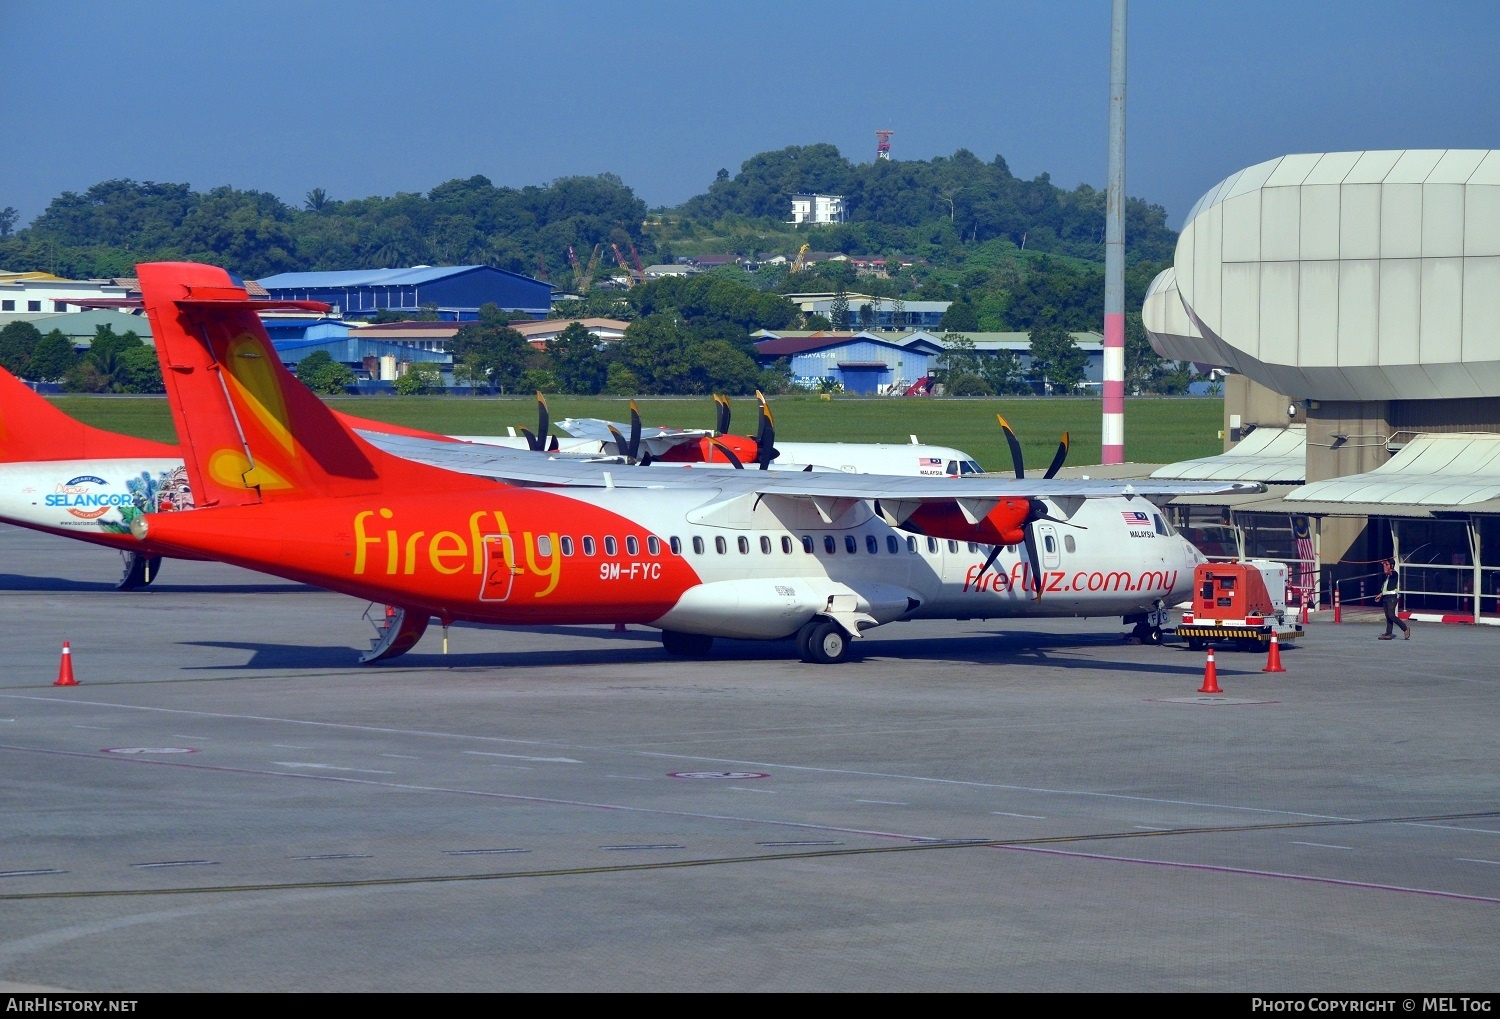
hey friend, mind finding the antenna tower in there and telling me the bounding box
[875,130,893,161]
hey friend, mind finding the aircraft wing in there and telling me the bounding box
[360,430,1264,501]
[555,416,716,458]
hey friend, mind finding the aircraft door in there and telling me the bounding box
[1036,524,1062,570]
[479,534,518,602]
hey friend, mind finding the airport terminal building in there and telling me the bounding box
[1145,149,1500,621]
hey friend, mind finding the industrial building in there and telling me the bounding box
[1144,149,1500,622]
[256,265,553,321]
[752,328,1104,395]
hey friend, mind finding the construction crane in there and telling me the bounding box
[568,244,604,294]
[792,243,810,273]
[627,241,647,282]
[610,243,640,287]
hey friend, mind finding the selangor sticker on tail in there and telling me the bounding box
[36,465,192,534]
[50,467,193,533]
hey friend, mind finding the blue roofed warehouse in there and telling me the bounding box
[256,265,553,321]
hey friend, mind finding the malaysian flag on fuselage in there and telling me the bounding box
[919,457,942,466]
[1121,510,1151,526]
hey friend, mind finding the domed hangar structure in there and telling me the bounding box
[1165,149,1500,401]
[1147,151,1500,622]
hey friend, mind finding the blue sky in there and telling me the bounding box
[2,1,1496,230]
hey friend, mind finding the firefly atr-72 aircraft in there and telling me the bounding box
[107,261,1257,665]
[0,370,979,590]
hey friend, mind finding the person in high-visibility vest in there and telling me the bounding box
[1378,560,1411,640]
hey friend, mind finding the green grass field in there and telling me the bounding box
[47,394,1223,472]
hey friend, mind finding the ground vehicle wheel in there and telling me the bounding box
[1236,638,1261,653]
[806,620,851,664]
[1186,638,1206,651]
[661,630,714,657]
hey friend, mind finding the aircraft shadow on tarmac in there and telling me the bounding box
[0,572,311,595]
[177,628,1248,677]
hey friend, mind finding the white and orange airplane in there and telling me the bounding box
[23,262,1261,663]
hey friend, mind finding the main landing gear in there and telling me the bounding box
[117,551,163,591]
[796,618,852,665]
[658,618,856,664]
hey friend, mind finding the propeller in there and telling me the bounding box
[753,391,779,470]
[519,392,550,452]
[713,393,731,437]
[607,401,651,464]
[995,414,1069,482]
[981,415,1074,599]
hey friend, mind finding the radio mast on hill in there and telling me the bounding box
[875,130,893,161]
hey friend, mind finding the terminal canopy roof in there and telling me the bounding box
[1151,426,1306,484]
[1287,433,1500,516]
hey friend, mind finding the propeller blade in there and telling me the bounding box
[997,413,1025,479]
[519,427,541,452]
[628,400,643,461]
[607,425,630,461]
[754,390,777,470]
[714,394,730,436]
[710,439,745,469]
[1042,432,1070,480]
[548,434,559,452]
[973,543,1004,583]
[536,392,550,447]
[1023,525,1044,602]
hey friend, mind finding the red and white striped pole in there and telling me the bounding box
[1101,0,1127,464]
[1333,587,1342,624]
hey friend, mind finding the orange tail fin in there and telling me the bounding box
[137,262,465,507]
[0,364,178,462]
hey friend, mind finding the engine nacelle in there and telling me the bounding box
[900,498,1031,547]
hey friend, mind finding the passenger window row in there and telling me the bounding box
[534,532,1009,560]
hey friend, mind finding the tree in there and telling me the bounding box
[0,321,42,376]
[449,304,532,393]
[545,322,611,394]
[83,324,144,367]
[603,361,641,395]
[26,330,78,381]
[304,188,332,212]
[115,347,165,393]
[1027,325,1088,394]
[295,350,356,394]
[0,207,17,237]
[978,349,1026,395]
[394,361,442,395]
[830,289,850,330]
[939,299,979,331]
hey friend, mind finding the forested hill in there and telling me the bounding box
[682,144,1177,264]
[0,143,1176,283]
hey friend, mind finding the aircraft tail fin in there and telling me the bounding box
[136,261,459,507]
[0,364,178,463]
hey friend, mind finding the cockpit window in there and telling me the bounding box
[1153,513,1170,536]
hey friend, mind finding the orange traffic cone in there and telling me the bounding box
[1262,632,1286,673]
[54,641,78,687]
[1198,646,1221,694]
